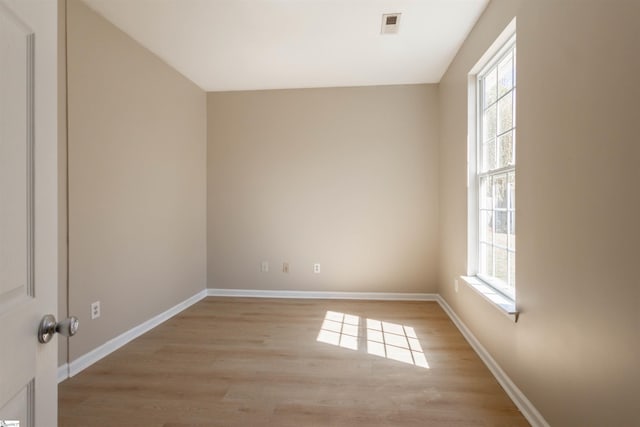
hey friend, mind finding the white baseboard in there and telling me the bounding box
[62,289,207,380]
[57,363,69,384]
[207,288,438,301]
[435,295,549,427]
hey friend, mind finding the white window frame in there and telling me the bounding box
[465,19,518,314]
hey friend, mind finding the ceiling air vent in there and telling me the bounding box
[381,13,401,35]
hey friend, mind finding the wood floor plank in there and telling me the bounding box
[59,297,528,426]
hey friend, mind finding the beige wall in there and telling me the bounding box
[66,0,207,360]
[438,0,640,425]
[208,85,439,293]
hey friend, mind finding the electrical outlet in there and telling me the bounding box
[261,261,269,273]
[313,263,321,274]
[283,262,290,273]
[454,279,459,293]
[91,301,101,319]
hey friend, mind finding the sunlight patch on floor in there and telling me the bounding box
[316,311,359,350]
[366,319,429,368]
[316,311,429,368]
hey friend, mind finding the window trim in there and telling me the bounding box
[466,19,518,319]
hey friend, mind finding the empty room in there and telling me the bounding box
[0,0,638,426]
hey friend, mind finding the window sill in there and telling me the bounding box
[460,276,519,322]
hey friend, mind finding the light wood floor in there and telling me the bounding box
[59,297,528,426]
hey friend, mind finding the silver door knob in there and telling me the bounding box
[38,314,79,344]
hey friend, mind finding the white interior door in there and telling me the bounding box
[0,1,59,426]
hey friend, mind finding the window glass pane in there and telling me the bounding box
[483,104,497,142]
[479,176,493,209]
[497,92,513,134]
[480,210,493,243]
[475,40,516,297]
[498,54,513,97]
[482,140,496,172]
[494,211,508,247]
[512,88,517,125]
[494,174,507,209]
[508,172,515,210]
[497,131,514,168]
[480,243,493,277]
[513,47,517,85]
[508,211,516,250]
[494,247,508,283]
[484,68,497,107]
[508,251,516,287]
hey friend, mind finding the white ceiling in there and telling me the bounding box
[81,0,489,92]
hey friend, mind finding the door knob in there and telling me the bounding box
[38,314,79,344]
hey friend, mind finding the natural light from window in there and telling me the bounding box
[316,311,429,369]
[317,310,359,350]
[366,319,429,368]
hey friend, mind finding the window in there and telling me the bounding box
[468,27,516,303]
